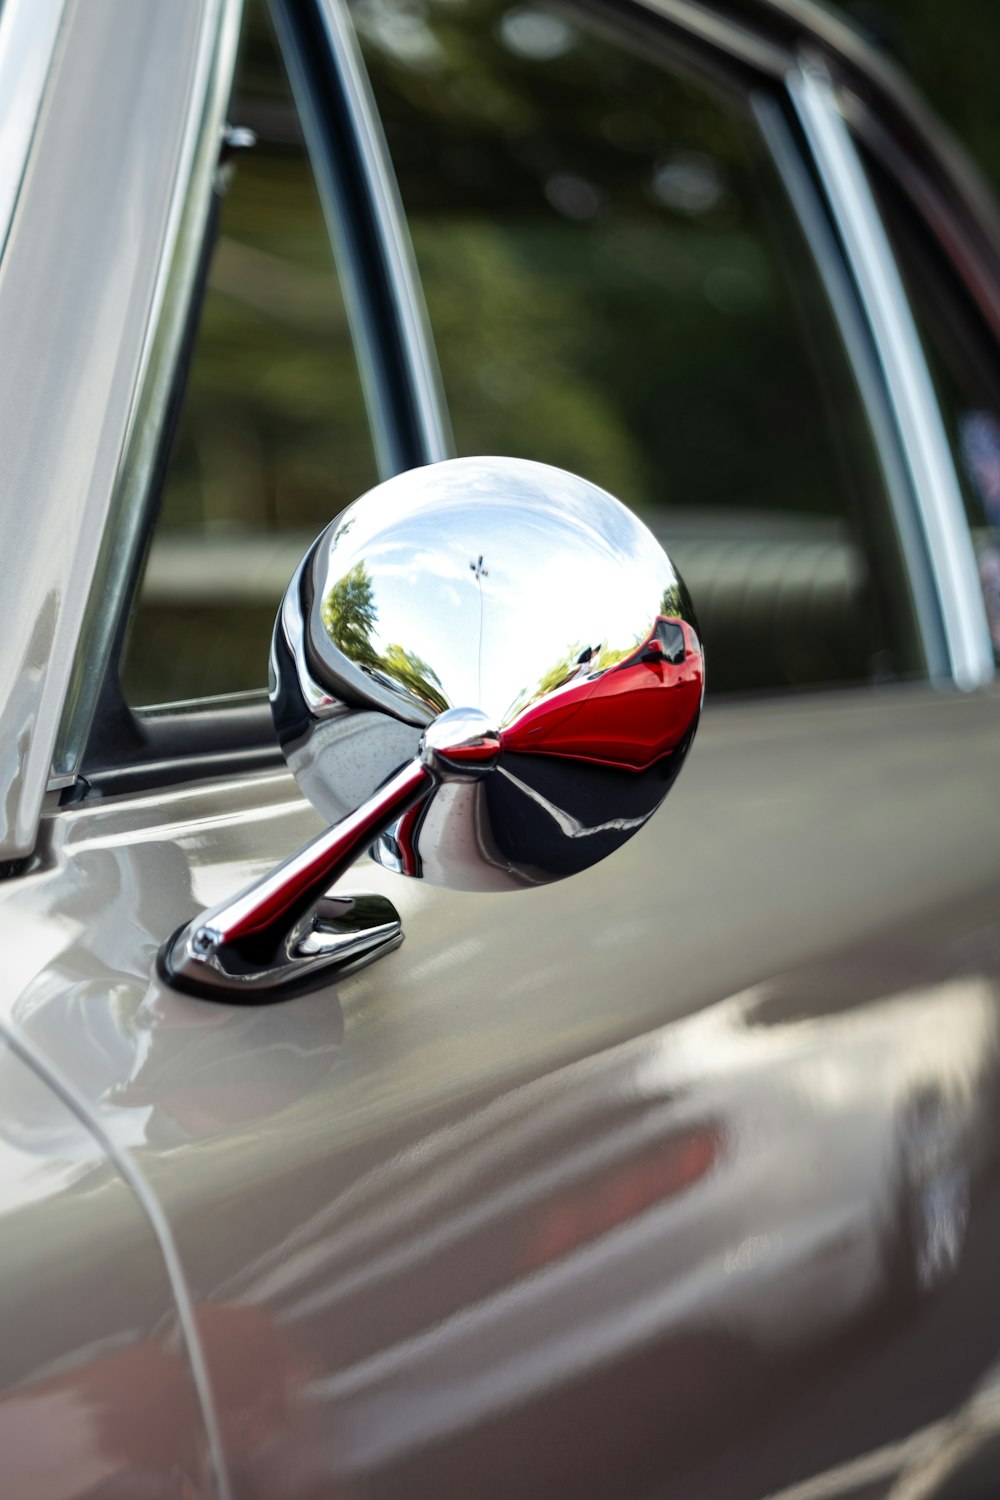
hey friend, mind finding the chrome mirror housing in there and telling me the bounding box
[274,455,703,887]
[161,457,703,1000]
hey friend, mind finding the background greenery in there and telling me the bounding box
[841,1,1000,196]
[122,0,997,706]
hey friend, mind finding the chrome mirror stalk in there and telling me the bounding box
[160,457,703,1002]
[160,710,499,1000]
[160,761,422,1001]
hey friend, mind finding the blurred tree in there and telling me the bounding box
[322,562,380,666]
[841,0,1000,195]
[380,644,449,714]
[355,0,852,522]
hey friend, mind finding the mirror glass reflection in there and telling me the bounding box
[272,457,703,891]
[309,458,688,732]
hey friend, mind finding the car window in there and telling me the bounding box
[862,150,1000,665]
[120,0,377,707]
[349,0,925,695]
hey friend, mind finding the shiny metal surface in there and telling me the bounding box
[788,60,994,692]
[637,0,790,76]
[0,0,65,265]
[165,458,702,996]
[0,1017,232,1497]
[270,0,451,476]
[52,0,243,784]
[163,766,415,997]
[0,0,235,854]
[753,94,945,682]
[274,456,703,892]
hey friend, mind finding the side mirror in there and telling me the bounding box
[161,457,703,1001]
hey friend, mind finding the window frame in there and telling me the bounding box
[0,0,244,860]
[65,0,997,804]
[67,0,450,799]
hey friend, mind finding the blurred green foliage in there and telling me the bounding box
[842,0,1000,195]
[322,561,450,713]
[356,0,858,522]
[123,4,376,702]
[128,0,969,704]
[323,562,380,665]
[353,0,896,689]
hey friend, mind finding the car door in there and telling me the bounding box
[2,1,1000,1499]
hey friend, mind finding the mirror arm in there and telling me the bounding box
[155,455,703,1003]
[159,758,434,1002]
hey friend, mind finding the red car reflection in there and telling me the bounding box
[502,617,703,772]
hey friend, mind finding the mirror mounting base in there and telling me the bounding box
[157,753,431,1002]
[159,890,403,1003]
[157,710,502,1003]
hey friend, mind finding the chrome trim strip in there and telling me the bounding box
[0,0,243,857]
[52,0,244,782]
[788,59,994,690]
[310,0,452,467]
[0,0,65,263]
[753,93,946,678]
[626,0,790,75]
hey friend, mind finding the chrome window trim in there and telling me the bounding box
[69,0,451,782]
[45,0,994,819]
[312,0,451,467]
[788,59,994,691]
[613,0,792,76]
[336,0,993,689]
[270,0,451,475]
[52,0,244,787]
[623,0,998,687]
[753,92,946,679]
[0,0,244,858]
[0,0,66,265]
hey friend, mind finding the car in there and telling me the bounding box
[1,0,1000,1497]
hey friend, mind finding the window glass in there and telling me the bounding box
[351,0,920,694]
[122,1,377,706]
[864,151,1000,663]
[840,0,1000,201]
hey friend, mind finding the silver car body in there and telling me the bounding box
[2,1,1000,1498]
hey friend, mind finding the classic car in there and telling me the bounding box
[1,0,1000,1496]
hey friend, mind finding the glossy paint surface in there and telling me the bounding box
[4,685,1000,1496]
[0,1038,214,1497]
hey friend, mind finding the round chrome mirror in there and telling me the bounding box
[271,456,703,893]
[164,457,703,999]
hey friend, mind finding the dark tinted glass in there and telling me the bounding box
[352,0,916,694]
[122,2,376,705]
[841,0,1000,199]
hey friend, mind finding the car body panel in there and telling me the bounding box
[1,0,999,1496]
[3,685,1000,1494]
[0,1036,217,1497]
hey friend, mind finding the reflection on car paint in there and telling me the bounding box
[2,803,1000,1494]
[3,688,1000,1496]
